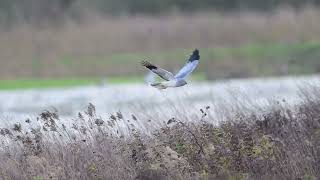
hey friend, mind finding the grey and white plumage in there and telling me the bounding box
[144,71,156,84]
[141,49,200,89]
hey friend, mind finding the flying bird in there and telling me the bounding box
[141,49,200,89]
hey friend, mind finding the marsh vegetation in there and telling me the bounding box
[0,86,319,179]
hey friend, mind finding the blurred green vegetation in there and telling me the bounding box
[1,41,320,90]
[203,41,320,79]
[0,77,133,90]
[0,74,205,90]
[0,78,101,90]
[56,41,320,79]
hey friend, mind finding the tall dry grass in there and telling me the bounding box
[1,7,320,78]
[0,87,319,179]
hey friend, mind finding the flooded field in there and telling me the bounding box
[1,76,319,179]
[1,75,319,127]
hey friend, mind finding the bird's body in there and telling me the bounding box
[141,49,200,89]
[151,79,187,89]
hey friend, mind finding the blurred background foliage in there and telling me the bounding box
[1,0,320,88]
[1,0,320,25]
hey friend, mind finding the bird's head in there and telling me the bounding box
[177,79,187,87]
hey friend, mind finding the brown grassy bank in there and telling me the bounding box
[0,88,319,179]
[1,7,320,79]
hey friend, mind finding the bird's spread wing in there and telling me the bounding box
[174,49,200,79]
[141,61,175,81]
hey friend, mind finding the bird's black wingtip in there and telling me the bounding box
[189,49,200,62]
[141,60,157,70]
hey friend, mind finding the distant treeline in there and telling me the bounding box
[91,0,320,14]
[1,0,320,24]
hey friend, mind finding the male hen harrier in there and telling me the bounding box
[141,49,200,89]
